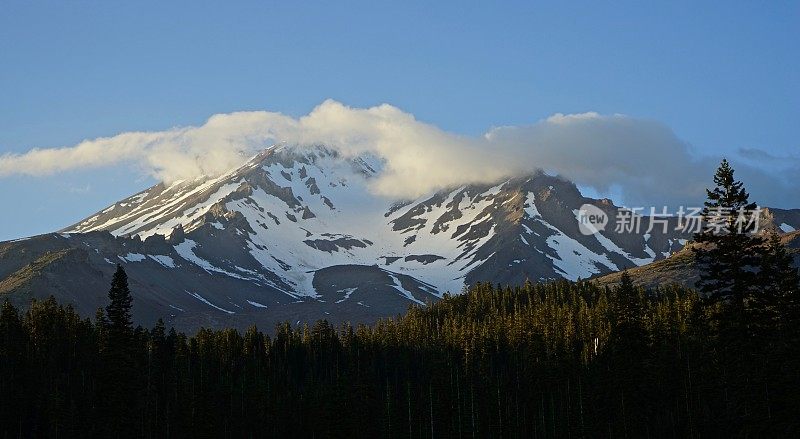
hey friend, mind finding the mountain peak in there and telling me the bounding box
[63,145,691,295]
[14,144,786,330]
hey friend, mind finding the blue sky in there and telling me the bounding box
[1,1,798,240]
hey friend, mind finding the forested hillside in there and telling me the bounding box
[1,268,798,438]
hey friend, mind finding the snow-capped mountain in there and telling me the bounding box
[2,144,798,331]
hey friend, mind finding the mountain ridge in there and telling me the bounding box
[2,144,798,331]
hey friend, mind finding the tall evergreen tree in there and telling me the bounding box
[756,232,800,335]
[751,232,800,428]
[0,300,26,433]
[611,271,645,334]
[105,264,133,341]
[607,271,649,432]
[693,159,764,306]
[691,160,781,430]
[99,265,137,435]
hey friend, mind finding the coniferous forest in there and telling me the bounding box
[1,270,798,438]
[1,162,798,438]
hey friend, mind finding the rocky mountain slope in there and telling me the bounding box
[2,145,798,331]
[592,230,800,289]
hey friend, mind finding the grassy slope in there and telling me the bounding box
[592,230,800,289]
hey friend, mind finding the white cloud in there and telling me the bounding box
[0,100,795,207]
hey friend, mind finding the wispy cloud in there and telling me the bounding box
[1,100,795,207]
[67,184,92,194]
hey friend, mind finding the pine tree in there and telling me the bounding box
[0,300,26,434]
[608,271,649,431]
[612,271,645,333]
[691,160,775,429]
[756,232,800,335]
[693,159,764,306]
[99,265,138,435]
[106,264,133,341]
[748,232,800,428]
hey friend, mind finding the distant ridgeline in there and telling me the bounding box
[2,146,799,333]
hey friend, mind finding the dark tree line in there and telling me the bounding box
[1,266,798,438]
[0,160,797,438]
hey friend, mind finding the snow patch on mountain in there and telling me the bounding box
[187,291,235,314]
[148,255,176,268]
[247,300,268,308]
[121,252,146,262]
[335,288,357,304]
[175,240,249,280]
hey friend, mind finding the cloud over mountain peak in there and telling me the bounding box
[1,100,794,207]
